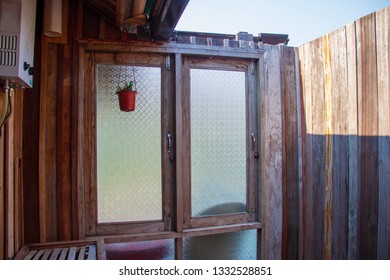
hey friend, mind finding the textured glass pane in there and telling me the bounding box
[191,69,247,216]
[183,230,257,260]
[105,239,174,260]
[96,64,162,223]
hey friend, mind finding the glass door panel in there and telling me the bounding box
[190,69,248,216]
[96,64,162,223]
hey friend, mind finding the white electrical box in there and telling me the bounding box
[0,0,36,88]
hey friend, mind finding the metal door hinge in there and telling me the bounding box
[166,55,171,71]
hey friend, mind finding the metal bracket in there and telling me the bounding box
[250,60,255,75]
[167,132,174,161]
[166,55,171,71]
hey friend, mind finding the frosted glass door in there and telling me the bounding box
[190,69,247,216]
[96,64,162,223]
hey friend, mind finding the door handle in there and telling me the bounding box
[167,132,174,161]
[251,132,259,158]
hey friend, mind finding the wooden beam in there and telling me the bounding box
[174,53,185,233]
[259,45,283,260]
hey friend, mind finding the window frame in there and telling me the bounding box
[76,42,262,258]
[83,51,175,236]
[180,56,259,229]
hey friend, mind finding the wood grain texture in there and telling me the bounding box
[0,89,4,259]
[356,12,379,260]
[329,27,349,260]
[56,44,72,241]
[296,7,389,260]
[345,21,359,260]
[376,6,390,260]
[280,47,299,259]
[260,45,283,259]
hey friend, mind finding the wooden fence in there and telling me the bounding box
[279,6,389,259]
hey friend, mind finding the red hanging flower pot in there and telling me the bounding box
[116,81,137,112]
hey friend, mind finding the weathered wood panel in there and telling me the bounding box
[13,89,24,255]
[280,47,299,259]
[259,45,283,260]
[329,27,349,260]
[296,6,390,260]
[0,90,5,259]
[376,7,390,260]
[299,37,326,259]
[345,21,359,260]
[56,44,72,241]
[39,43,59,242]
[0,88,24,259]
[356,12,379,260]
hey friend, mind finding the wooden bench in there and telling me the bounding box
[14,239,106,260]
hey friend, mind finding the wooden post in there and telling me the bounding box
[259,45,283,259]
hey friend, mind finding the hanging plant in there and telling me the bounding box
[116,80,137,112]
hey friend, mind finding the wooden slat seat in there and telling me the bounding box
[13,239,106,260]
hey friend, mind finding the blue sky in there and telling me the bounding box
[175,0,390,46]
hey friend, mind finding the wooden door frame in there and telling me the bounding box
[74,40,264,259]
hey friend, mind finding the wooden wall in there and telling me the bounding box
[292,6,390,260]
[1,0,389,260]
[261,6,390,260]
[0,87,24,260]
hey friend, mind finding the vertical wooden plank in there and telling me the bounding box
[56,44,72,241]
[322,33,333,260]
[346,21,359,260]
[22,0,43,245]
[162,55,176,232]
[299,42,314,259]
[175,53,185,232]
[0,89,4,259]
[5,92,15,259]
[72,42,86,240]
[356,12,379,260]
[260,45,283,259]
[248,59,259,223]
[329,27,349,259]
[280,47,299,259]
[71,0,84,239]
[13,89,23,254]
[38,42,48,243]
[83,51,97,237]
[376,6,390,260]
[40,43,58,242]
[308,37,326,259]
[295,47,304,260]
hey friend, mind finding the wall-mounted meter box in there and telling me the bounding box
[0,0,36,88]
